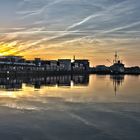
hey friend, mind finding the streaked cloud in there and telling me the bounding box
[0,0,140,66]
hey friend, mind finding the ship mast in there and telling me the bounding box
[73,55,76,61]
[114,51,119,63]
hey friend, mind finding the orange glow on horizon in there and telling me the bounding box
[0,41,140,67]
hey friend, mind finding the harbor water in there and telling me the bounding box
[0,75,140,140]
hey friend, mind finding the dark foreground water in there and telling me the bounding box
[0,75,140,140]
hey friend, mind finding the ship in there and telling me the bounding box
[110,52,125,74]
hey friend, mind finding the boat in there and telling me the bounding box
[110,52,125,74]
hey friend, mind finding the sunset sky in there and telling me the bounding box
[0,0,140,66]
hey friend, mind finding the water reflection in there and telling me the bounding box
[0,75,139,140]
[110,75,125,95]
[0,74,127,98]
[0,75,139,103]
[0,75,89,91]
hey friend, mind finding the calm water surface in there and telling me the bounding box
[0,75,140,140]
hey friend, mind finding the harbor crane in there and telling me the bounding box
[106,59,113,65]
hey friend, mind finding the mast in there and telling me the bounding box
[114,51,119,63]
[115,51,117,63]
[73,55,76,61]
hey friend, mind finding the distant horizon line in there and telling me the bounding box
[0,54,139,67]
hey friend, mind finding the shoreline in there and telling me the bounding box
[0,71,139,77]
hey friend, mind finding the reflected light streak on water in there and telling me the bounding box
[0,75,139,140]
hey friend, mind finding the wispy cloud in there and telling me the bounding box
[17,0,65,19]
[66,14,103,31]
[0,0,140,65]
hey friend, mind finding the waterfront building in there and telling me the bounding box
[58,59,71,71]
[95,65,110,73]
[34,58,42,66]
[0,56,25,63]
[125,66,140,74]
[72,59,89,72]
[49,60,58,71]
[0,54,139,75]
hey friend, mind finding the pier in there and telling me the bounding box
[0,55,139,75]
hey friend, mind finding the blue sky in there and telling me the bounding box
[0,0,140,66]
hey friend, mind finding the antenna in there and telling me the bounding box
[114,51,118,63]
[106,59,112,64]
[73,55,76,61]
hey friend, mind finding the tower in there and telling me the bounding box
[73,55,76,61]
[114,51,119,63]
